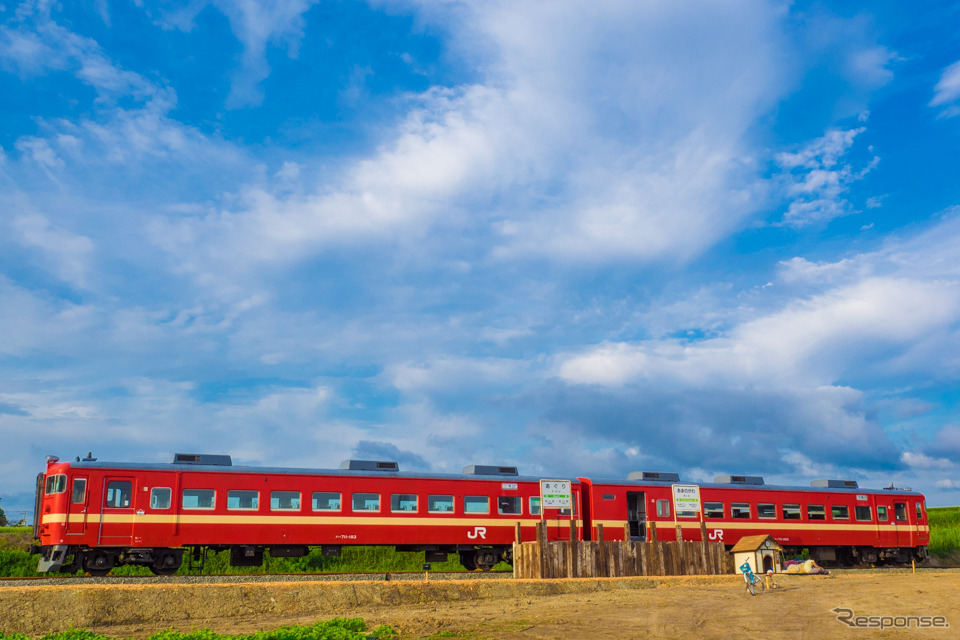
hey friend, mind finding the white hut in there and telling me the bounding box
[731,534,783,574]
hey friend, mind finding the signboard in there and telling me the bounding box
[540,480,572,509]
[672,484,701,517]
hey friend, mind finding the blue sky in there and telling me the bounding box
[2,0,960,520]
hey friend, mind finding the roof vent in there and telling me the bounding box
[627,471,681,482]
[811,479,859,489]
[339,460,399,472]
[714,474,764,485]
[173,453,232,466]
[462,465,519,476]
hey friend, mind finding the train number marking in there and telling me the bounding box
[467,526,487,540]
[707,529,724,542]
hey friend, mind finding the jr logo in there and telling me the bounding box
[708,529,724,542]
[467,526,487,540]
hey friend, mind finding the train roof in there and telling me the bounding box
[585,476,923,496]
[54,457,578,485]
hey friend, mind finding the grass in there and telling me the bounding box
[927,506,960,562]
[0,619,396,640]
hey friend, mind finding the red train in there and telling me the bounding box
[32,453,929,575]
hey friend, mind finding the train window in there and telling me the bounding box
[731,503,750,519]
[228,490,259,510]
[312,492,341,511]
[831,505,849,520]
[71,478,87,504]
[150,487,171,509]
[498,496,522,515]
[44,475,67,495]
[895,503,907,522]
[782,504,801,520]
[271,491,301,511]
[105,481,133,508]
[704,502,724,518]
[464,496,490,514]
[182,489,215,510]
[807,504,825,520]
[855,506,872,521]
[916,503,923,520]
[352,493,380,512]
[529,497,541,516]
[428,495,454,513]
[877,506,888,520]
[656,500,670,518]
[391,494,419,512]
[757,503,776,519]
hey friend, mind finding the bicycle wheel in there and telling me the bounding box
[746,578,756,596]
[754,577,765,595]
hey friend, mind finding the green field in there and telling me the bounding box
[0,619,397,640]
[928,506,960,562]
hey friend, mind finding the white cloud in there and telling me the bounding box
[776,127,879,227]
[935,479,960,490]
[11,213,95,288]
[901,452,955,470]
[930,59,960,117]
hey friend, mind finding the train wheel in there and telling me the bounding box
[83,551,114,577]
[459,551,478,571]
[150,549,183,576]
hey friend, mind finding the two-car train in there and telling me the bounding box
[32,453,929,575]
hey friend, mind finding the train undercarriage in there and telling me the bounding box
[33,543,513,576]
[778,545,928,567]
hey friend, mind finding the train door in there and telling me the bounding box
[627,492,646,541]
[98,476,135,546]
[914,500,928,546]
[65,475,89,535]
[893,501,910,546]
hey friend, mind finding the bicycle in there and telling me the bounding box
[740,561,765,596]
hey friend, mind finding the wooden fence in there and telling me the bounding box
[512,522,732,579]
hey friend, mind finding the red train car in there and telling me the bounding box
[33,454,928,575]
[33,453,580,575]
[580,472,928,566]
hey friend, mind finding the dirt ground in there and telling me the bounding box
[77,572,958,640]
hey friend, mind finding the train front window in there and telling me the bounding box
[44,474,66,495]
[877,506,888,520]
[71,478,87,504]
[704,502,724,518]
[757,503,776,519]
[529,497,541,515]
[312,492,341,511]
[498,496,522,515]
[428,495,454,513]
[352,493,380,512]
[105,481,133,508]
[895,503,907,522]
[182,489,216,510]
[228,490,259,510]
[151,487,171,509]
[807,504,825,520]
[831,505,849,520]
[391,494,418,512]
[855,506,872,521]
[916,502,923,520]
[271,491,301,511]
[464,496,490,514]
[731,503,750,519]
[782,504,801,520]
